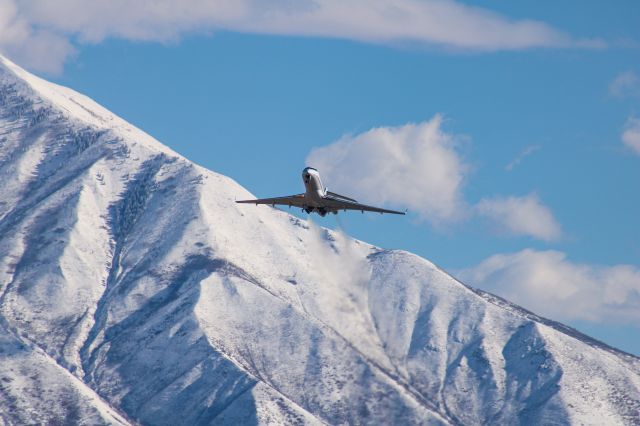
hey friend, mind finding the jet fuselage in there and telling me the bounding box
[302,167,326,205]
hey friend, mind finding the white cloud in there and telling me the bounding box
[0,0,75,74]
[476,193,562,241]
[457,249,640,324]
[307,117,561,238]
[609,71,640,98]
[306,115,468,225]
[505,144,540,171]
[1,0,601,73]
[622,116,640,155]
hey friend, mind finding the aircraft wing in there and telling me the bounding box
[236,193,307,208]
[323,192,406,215]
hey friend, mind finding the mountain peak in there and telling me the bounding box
[0,54,179,159]
[1,58,639,424]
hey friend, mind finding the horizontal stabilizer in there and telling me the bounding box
[325,191,358,203]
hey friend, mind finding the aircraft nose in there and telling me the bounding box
[302,167,317,183]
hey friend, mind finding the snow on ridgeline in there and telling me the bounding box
[0,54,178,158]
[0,53,639,425]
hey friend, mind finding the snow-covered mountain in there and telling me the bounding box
[0,54,639,425]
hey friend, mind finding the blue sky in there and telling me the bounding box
[1,0,639,354]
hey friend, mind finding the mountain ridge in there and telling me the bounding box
[0,54,639,425]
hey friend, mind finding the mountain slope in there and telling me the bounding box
[0,55,639,425]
